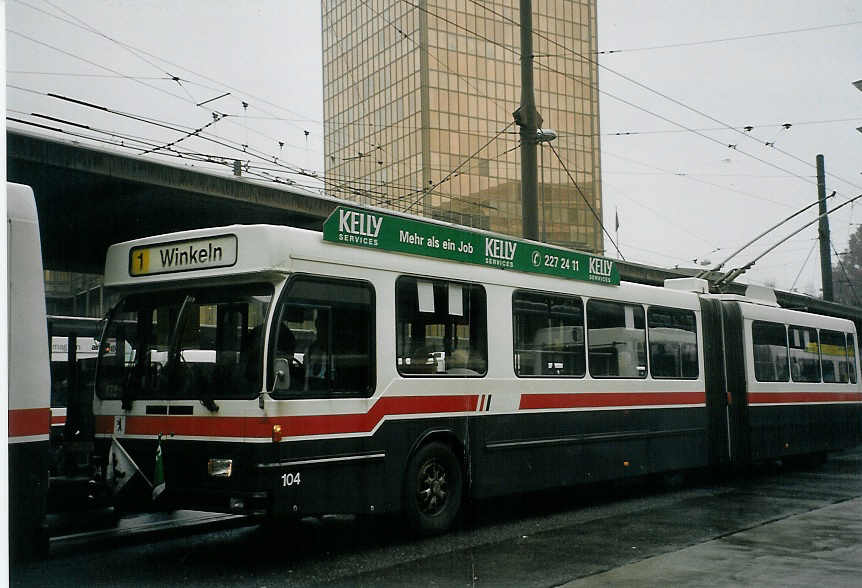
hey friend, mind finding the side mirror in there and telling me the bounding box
[262,357,291,409]
[273,357,292,391]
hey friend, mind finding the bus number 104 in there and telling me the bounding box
[281,472,301,487]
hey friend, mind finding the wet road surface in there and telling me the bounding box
[12,446,862,587]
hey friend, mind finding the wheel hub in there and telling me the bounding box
[417,460,448,516]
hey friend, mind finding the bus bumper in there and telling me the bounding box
[167,488,270,517]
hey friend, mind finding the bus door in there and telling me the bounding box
[266,275,380,515]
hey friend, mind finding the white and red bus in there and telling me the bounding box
[91,206,862,534]
[7,183,51,558]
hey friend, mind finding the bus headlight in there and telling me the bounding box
[208,458,233,478]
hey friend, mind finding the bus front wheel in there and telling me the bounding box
[404,442,463,535]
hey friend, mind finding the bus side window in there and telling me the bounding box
[513,290,585,378]
[647,306,698,379]
[751,321,789,382]
[789,325,820,383]
[395,276,487,377]
[848,333,858,384]
[820,329,848,383]
[270,276,375,398]
[587,299,646,379]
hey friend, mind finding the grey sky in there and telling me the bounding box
[5,0,861,295]
[598,0,861,294]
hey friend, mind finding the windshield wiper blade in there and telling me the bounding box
[166,295,195,371]
[200,396,220,412]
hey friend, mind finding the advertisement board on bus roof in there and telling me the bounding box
[323,205,620,286]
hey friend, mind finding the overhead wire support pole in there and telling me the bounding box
[515,0,540,241]
[817,154,834,301]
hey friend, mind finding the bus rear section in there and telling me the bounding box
[7,183,51,559]
[721,297,862,464]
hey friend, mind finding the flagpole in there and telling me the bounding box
[614,206,620,259]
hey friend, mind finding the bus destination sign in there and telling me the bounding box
[129,234,238,277]
[323,206,619,285]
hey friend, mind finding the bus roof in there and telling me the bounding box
[106,204,625,288]
[103,223,704,311]
[103,222,859,332]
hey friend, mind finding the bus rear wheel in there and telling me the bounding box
[404,442,463,535]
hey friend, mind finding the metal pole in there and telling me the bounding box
[817,154,833,301]
[418,0,432,217]
[517,0,539,241]
[540,145,546,241]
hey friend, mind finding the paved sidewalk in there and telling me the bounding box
[565,497,862,587]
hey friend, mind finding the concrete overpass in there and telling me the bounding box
[7,130,690,285]
[7,130,340,274]
[7,129,862,325]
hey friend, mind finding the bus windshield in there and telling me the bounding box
[96,283,273,404]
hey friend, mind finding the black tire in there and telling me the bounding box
[404,442,463,535]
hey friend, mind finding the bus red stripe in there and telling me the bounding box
[8,408,51,437]
[519,391,706,410]
[95,415,114,434]
[95,395,479,438]
[749,392,862,404]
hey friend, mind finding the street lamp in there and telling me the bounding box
[536,128,557,143]
[536,129,557,242]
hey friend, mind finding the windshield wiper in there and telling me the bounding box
[96,305,139,411]
[159,294,196,395]
[195,357,220,412]
[200,394,220,412]
[166,295,194,373]
[167,294,218,413]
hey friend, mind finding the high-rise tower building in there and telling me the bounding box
[321,0,602,253]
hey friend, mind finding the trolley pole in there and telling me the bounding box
[515,0,540,241]
[817,154,834,301]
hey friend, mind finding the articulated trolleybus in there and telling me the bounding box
[93,206,862,534]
